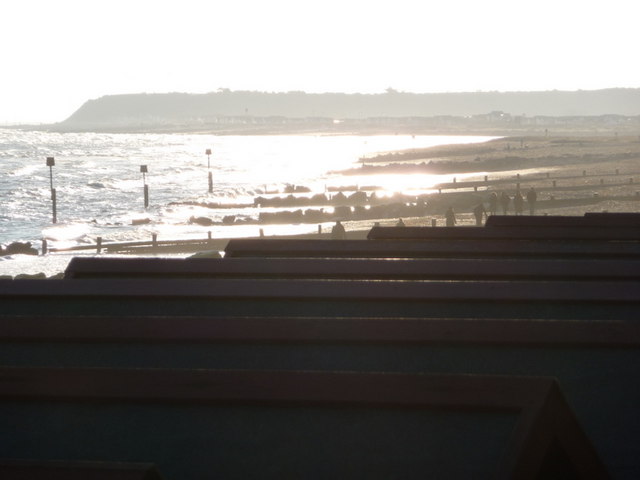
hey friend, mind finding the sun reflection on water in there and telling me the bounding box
[327,171,486,197]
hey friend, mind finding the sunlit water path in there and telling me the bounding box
[0,129,495,275]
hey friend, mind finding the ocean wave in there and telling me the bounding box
[1,131,493,250]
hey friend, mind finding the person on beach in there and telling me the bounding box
[488,192,498,216]
[331,220,346,240]
[473,203,486,226]
[527,187,537,215]
[396,218,406,227]
[514,191,524,216]
[500,192,510,215]
[445,207,456,227]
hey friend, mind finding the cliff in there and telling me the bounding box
[56,89,640,133]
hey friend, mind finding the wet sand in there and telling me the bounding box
[5,134,640,278]
[203,134,640,238]
[354,135,640,224]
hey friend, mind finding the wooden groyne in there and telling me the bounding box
[43,233,228,255]
[41,228,353,256]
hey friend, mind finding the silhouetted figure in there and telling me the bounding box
[331,220,346,239]
[527,187,537,215]
[396,218,405,227]
[473,203,486,226]
[514,191,524,216]
[488,192,498,216]
[500,192,510,215]
[445,207,456,227]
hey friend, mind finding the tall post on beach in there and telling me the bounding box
[46,157,57,224]
[206,148,213,193]
[140,165,149,208]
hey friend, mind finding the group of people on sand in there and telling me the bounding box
[487,187,538,217]
[447,187,539,227]
[330,186,539,236]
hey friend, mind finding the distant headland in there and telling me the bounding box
[27,88,640,135]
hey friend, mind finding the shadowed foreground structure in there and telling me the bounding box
[1,214,639,478]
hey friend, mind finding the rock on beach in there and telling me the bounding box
[0,241,38,257]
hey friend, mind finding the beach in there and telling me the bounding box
[278,134,640,226]
[2,133,640,278]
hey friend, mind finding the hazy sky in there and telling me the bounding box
[2,0,638,123]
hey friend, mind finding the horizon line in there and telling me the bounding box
[99,86,640,97]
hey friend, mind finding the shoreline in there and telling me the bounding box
[2,133,640,279]
[6,119,638,137]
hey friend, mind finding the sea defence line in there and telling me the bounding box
[30,160,640,255]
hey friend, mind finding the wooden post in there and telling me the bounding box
[140,165,148,208]
[46,157,57,224]
[318,225,322,235]
[42,238,47,255]
[51,188,57,224]
[96,237,102,254]
[206,149,213,193]
[431,219,437,227]
[152,233,158,249]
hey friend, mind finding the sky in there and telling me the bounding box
[2,0,638,124]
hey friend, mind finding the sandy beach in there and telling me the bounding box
[3,133,640,279]
[343,134,640,223]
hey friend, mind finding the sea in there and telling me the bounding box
[0,128,494,276]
